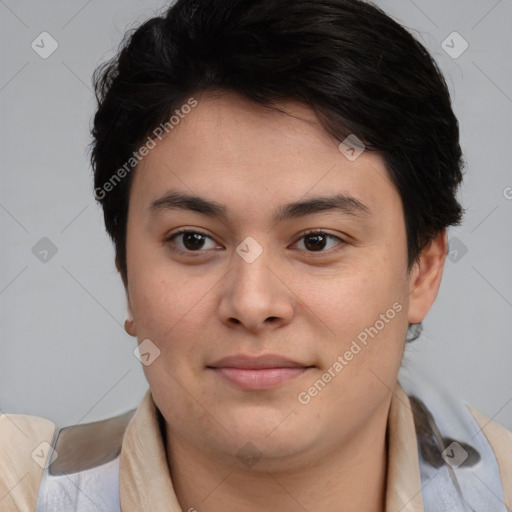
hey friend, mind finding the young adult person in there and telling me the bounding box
[1,1,511,511]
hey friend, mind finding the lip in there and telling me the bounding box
[207,354,313,390]
[208,354,310,369]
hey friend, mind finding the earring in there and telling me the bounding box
[124,319,136,337]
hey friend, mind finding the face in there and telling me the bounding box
[123,91,436,470]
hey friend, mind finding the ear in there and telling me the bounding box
[116,257,137,336]
[408,230,447,324]
[123,296,137,337]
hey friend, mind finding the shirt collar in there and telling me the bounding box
[385,382,424,512]
[120,383,424,511]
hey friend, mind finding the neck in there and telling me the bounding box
[165,404,390,512]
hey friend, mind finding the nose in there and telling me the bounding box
[217,244,295,334]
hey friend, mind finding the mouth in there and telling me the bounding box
[206,354,314,391]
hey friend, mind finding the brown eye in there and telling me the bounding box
[166,230,220,253]
[181,232,207,250]
[304,233,328,251]
[294,231,344,253]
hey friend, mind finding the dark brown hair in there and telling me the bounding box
[90,0,464,287]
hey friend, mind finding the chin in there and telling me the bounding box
[224,417,313,458]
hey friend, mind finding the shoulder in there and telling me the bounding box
[0,412,56,512]
[468,406,512,510]
[398,373,512,510]
[1,407,136,512]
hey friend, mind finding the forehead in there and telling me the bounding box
[130,91,401,224]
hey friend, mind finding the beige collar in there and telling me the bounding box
[385,383,424,511]
[120,382,424,512]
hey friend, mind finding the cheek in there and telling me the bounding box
[298,258,408,343]
[126,231,191,328]
[126,248,224,375]
[130,273,207,341]
[334,268,409,383]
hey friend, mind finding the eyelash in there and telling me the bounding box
[164,228,346,256]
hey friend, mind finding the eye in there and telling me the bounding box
[165,230,221,253]
[165,229,345,255]
[293,230,345,253]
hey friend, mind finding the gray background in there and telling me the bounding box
[1,0,511,429]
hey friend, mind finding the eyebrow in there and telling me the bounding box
[149,190,370,223]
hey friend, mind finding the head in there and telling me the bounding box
[90,0,463,470]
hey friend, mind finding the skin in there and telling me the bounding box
[121,91,447,512]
